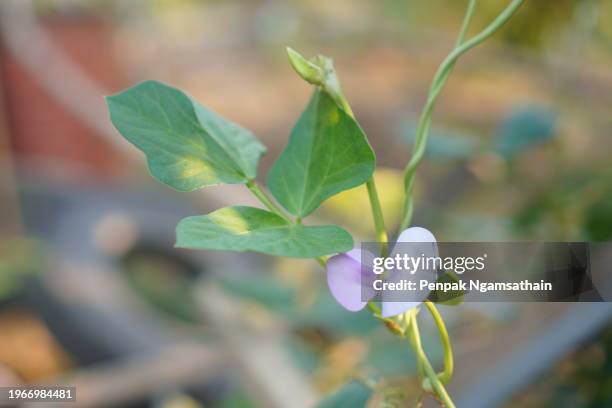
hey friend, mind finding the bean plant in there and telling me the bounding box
[106,1,525,406]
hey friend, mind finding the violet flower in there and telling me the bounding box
[326,227,438,317]
[326,248,375,312]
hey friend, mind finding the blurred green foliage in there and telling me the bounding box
[585,189,612,241]
[513,170,612,241]
[484,0,577,48]
[402,104,558,162]
[316,381,372,408]
[494,106,557,160]
[216,273,379,336]
[508,327,612,408]
[0,238,42,302]
[216,386,257,408]
[402,123,479,161]
[121,250,200,323]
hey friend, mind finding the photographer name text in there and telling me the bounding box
[373,279,552,293]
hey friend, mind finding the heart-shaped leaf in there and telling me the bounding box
[107,80,266,191]
[176,206,353,258]
[267,90,375,217]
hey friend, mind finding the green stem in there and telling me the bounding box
[409,312,456,408]
[399,0,525,230]
[406,311,425,383]
[247,180,329,266]
[246,179,292,222]
[424,301,454,384]
[456,0,477,46]
[366,178,389,256]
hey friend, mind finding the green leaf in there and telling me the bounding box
[316,382,372,408]
[176,206,353,258]
[107,80,266,191]
[267,90,375,217]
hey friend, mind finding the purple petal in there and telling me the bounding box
[381,264,422,317]
[396,226,437,245]
[326,249,375,312]
[381,227,438,318]
[381,300,422,318]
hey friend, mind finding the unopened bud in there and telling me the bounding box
[286,47,324,86]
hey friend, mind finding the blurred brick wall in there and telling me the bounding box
[0,15,127,180]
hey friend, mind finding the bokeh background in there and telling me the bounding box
[0,0,611,407]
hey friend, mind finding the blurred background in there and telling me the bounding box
[0,0,611,407]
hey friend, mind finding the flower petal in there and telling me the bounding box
[382,300,422,318]
[381,227,438,317]
[396,226,437,244]
[327,249,374,312]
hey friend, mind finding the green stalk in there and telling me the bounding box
[366,178,389,256]
[399,3,526,406]
[406,311,425,383]
[409,312,455,408]
[247,179,329,266]
[424,301,454,384]
[400,0,525,230]
[246,180,292,222]
[456,0,477,46]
